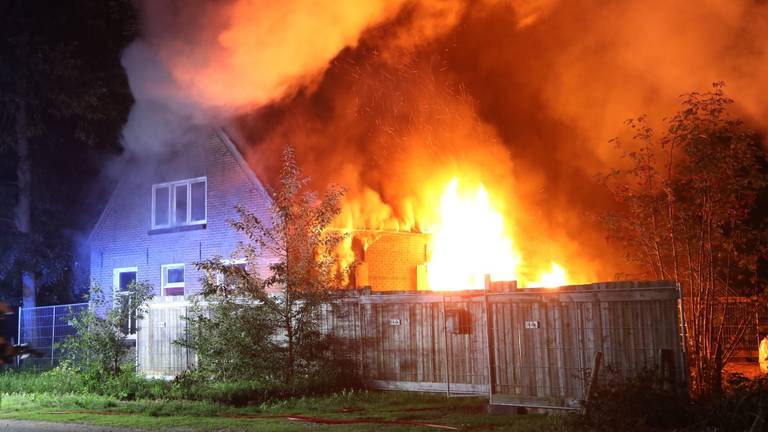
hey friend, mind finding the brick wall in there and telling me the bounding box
[359,232,430,291]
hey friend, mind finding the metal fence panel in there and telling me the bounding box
[18,303,88,369]
[682,298,768,360]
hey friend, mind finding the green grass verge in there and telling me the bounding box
[0,390,575,431]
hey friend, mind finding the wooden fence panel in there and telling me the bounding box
[135,281,684,409]
[137,301,193,377]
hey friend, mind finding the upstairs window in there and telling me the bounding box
[113,267,138,337]
[152,177,206,229]
[215,259,248,289]
[162,263,185,296]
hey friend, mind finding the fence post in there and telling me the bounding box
[584,351,603,420]
[357,297,365,381]
[676,282,689,387]
[50,306,56,367]
[484,291,495,404]
[442,295,451,398]
[16,307,22,367]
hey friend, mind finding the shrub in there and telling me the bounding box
[59,281,153,375]
[168,367,361,406]
[694,372,768,431]
[586,367,692,431]
[0,362,169,400]
[181,146,355,388]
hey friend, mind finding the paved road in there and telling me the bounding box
[0,420,144,432]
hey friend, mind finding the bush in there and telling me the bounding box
[168,367,361,406]
[585,369,768,431]
[586,368,692,431]
[76,363,169,400]
[0,364,87,394]
[694,372,768,431]
[60,281,153,375]
[0,363,170,400]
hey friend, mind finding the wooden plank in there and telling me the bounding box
[484,294,496,399]
[415,303,423,382]
[531,302,544,397]
[490,393,580,411]
[369,379,488,394]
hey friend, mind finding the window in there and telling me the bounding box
[215,259,248,287]
[162,264,185,296]
[113,267,138,337]
[152,177,206,229]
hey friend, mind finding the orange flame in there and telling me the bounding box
[525,261,568,288]
[424,178,576,291]
[426,178,520,290]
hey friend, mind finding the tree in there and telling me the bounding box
[184,146,349,384]
[60,281,153,375]
[601,82,768,395]
[0,1,137,305]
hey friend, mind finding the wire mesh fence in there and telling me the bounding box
[18,302,88,369]
[682,297,768,360]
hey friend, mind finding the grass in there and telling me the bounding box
[0,390,574,431]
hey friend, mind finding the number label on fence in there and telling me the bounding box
[525,320,540,329]
[389,319,401,326]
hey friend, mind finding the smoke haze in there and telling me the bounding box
[120,0,768,280]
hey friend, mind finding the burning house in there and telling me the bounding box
[23,0,768,409]
[81,126,686,413]
[80,0,704,403]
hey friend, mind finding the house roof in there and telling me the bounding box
[87,128,269,244]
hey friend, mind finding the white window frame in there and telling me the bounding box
[161,263,186,297]
[113,267,138,339]
[152,177,207,229]
[215,258,248,285]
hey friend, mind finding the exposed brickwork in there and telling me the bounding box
[359,232,430,291]
[89,131,274,303]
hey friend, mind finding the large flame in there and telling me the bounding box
[424,179,576,291]
[426,178,521,290]
[526,261,568,288]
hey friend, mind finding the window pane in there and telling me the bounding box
[164,287,184,296]
[154,187,169,226]
[175,184,188,225]
[119,271,137,291]
[191,181,206,222]
[119,297,136,335]
[167,267,184,283]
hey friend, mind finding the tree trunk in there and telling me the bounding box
[286,314,294,384]
[15,102,35,308]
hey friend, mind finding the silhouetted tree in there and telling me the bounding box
[0,0,136,305]
[601,82,768,395]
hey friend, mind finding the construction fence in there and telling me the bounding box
[17,302,88,368]
[681,297,768,361]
